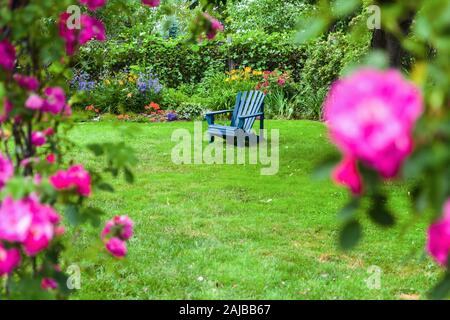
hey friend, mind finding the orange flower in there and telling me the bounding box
[85,105,94,111]
[150,102,160,110]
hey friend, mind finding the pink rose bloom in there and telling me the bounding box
[105,237,127,258]
[427,200,450,266]
[46,153,56,164]
[332,155,362,195]
[49,164,92,197]
[41,278,58,290]
[203,13,223,40]
[0,39,16,71]
[0,244,21,276]
[43,127,55,136]
[59,12,78,56]
[79,15,106,45]
[42,87,66,115]
[324,68,423,185]
[31,131,46,147]
[0,153,13,189]
[101,215,134,241]
[0,99,13,123]
[79,0,107,11]
[0,197,33,242]
[277,78,286,86]
[141,0,160,7]
[13,74,39,91]
[25,94,45,110]
[23,196,60,256]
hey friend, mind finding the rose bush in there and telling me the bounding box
[308,0,450,298]
[0,0,223,299]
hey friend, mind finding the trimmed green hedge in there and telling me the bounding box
[75,31,307,88]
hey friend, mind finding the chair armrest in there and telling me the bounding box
[205,109,234,116]
[238,112,264,120]
[237,113,264,128]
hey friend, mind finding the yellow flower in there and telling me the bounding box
[230,69,237,75]
[119,80,124,86]
[244,67,252,73]
[231,75,238,81]
[104,79,111,85]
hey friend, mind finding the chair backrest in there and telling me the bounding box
[230,91,265,132]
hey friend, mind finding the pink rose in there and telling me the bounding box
[105,237,127,258]
[0,244,21,276]
[25,94,45,110]
[31,131,46,147]
[427,200,450,266]
[101,215,134,241]
[79,0,107,11]
[0,153,13,189]
[46,153,56,164]
[79,15,106,45]
[23,196,60,256]
[43,127,55,136]
[41,278,58,290]
[0,99,13,123]
[332,155,362,195]
[13,74,39,91]
[59,12,78,56]
[49,164,92,197]
[141,0,160,7]
[0,39,16,71]
[42,87,67,115]
[0,197,33,242]
[324,68,423,192]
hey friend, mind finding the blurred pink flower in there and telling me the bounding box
[0,244,21,276]
[105,237,127,258]
[0,153,13,189]
[79,0,107,10]
[203,13,223,40]
[49,164,92,197]
[13,74,39,91]
[427,200,450,266]
[101,215,134,241]
[0,39,16,71]
[0,197,33,242]
[25,94,45,110]
[0,99,13,123]
[46,153,56,164]
[141,0,160,7]
[79,15,106,45]
[41,278,58,290]
[324,68,423,186]
[31,131,46,147]
[58,12,77,56]
[332,155,362,195]
[22,195,60,256]
[43,127,55,136]
[42,87,67,115]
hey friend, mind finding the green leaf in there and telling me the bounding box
[332,0,360,18]
[124,167,135,184]
[312,154,340,181]
[87,144,104,156]
[98,182,115,192]
[368,194,395,227]
[339,220,362,251]
[337,197,361,223]
[429,273,450,300]
[65,204,80,226]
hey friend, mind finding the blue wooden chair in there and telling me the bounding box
[205,91,265,144]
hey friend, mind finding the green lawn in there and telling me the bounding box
[64,119,439,299]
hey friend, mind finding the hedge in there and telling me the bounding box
[74,31,307,88]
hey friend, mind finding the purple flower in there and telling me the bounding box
[167,112,177,121]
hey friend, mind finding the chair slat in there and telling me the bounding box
[244,92,265,131]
